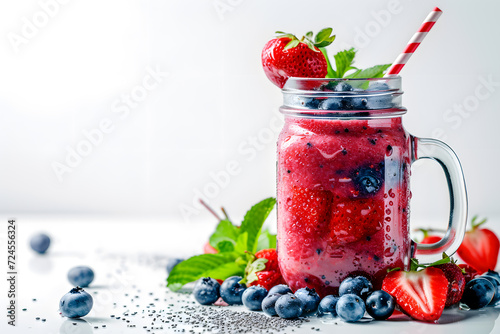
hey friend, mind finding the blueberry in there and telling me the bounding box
[365,290,395,320]
[294,287,320,314]
[334,82,353,92]
[318,98,342,110]
[339,276,373,300]
[480,275,500,305]
[262,293,282,316]
[59,287,93,318]
[268,284,292,295]
[30,233,51,254]
[351,97,368,110]
[220,276,246,305]
[242,286,268,311]
[275,293,304,319]
[367,82,389,91]
[193,277,220,305]
[336,294,366,322]
[352,168,383,196]
[67,266,94,288]
[318,295,339,316]
[461,278,495,309]
[166,258,183,274]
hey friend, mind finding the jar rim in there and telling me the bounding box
[282,76,401,93]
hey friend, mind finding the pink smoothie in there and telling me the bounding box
[277,116,412,296]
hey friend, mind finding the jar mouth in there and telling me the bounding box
[281,77,406,118]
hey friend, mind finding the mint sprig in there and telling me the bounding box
[167,197,277,291]
[323,47,391,79]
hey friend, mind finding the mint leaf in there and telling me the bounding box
[346,64,391,79]
[216,240,235,253]
[320,47,336,78]
[204,262,245,280]
[314,28,336,48]
[167,253,239,291]
[209,219,239,250]
[239,197,276,253]
[234,232,248,254]
[256,229,277,251]
[333,48,357,78]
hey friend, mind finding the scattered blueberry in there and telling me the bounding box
[30,233,51,254]
[339,276,373,300]
[67,266,94,288]
[480,275,500,305]
[59,287,93,318]
[268,284,292,295]
[193,277,220,305]
[336,294,366,322]
[242,286,268,311]
[318,295,339,316]
[365,290,395,320]
[220,276,246,305]
[483,270,500,283]
[352,168,383,196]
[294,287,320,314]
[461,278,495,309]
[166,258,183,274]
[275,293,304,319]
[262,293,282,317]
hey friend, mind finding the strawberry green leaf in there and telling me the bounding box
[346,64,391,79]
[333,48,358,78]
[167,253,239,291]
[241,258,268,285]
[320,47,337,78]
[302,39,319,52]
[239,197,276,254]
[256,229,277,251]
[284,39,300,50]
[305,31,313,40]
[209,219,240,250]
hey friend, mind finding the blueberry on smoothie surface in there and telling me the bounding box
[30,233,51,254]
[67,266,94,288]
[220,276,246,305]
[59,287,93,318]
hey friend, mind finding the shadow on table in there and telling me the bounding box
[59,318,93,334]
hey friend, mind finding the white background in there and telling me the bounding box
[0,0,498,230]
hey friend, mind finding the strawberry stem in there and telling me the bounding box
[199,199,222,221]
[221,207,230,221]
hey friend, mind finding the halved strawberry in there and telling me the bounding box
[456,216,499,274]
[434,262,465,307]
[243,249,286,291]
[329,198,383,244]
[261,29,336,88]
[382,266,448,322]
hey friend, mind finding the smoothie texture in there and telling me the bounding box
[277,80,412,296]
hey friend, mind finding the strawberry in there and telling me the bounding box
[203,242,218,254]
[456,216,499,274]
[381,259,449,322]
[434,262,465,307]
[288,186,333,232]
[261,29,336,88]
[458,264,479,283]
[243,249,286,291]
[414,228,443,255]
[329,198,383,244]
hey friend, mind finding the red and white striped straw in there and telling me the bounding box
[385,7,442,77]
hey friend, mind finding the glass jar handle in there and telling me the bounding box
[410,136,468,262]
